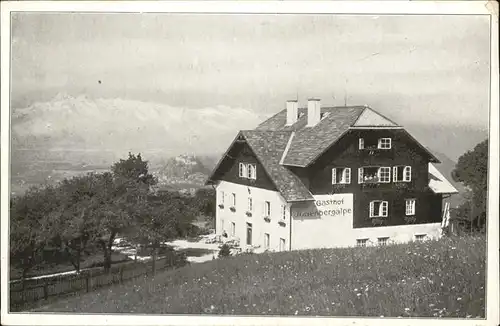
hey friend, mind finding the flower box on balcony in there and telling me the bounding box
[218,204,225,209]
[229,206,236,212]
[246,211,252,217]
[264,216,271,223]
[404,215,416,224]
[370,217,386,226]
[332,183,348,192]
[278,220,286,227]
[394,182,409,190]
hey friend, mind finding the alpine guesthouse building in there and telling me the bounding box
[206,99,458,251]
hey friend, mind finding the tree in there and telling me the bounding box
[10,185,61,283]
[95,153,158,272]
[452,139,489,228]
[49,173,103,273]
[129,190,197,274]
[193,187,216,228]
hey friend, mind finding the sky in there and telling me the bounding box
[11,13,491,130]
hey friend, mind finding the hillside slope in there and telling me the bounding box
[35,236,485,318]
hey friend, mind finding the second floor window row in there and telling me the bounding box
[332,166,412,185]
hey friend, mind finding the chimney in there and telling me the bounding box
[285,100,298,126]
[307,98,321,127]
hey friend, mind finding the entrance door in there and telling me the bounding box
[246,222,252,245]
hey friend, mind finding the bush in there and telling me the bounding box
[218,244,231,258]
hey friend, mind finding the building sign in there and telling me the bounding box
[292,194,354,219]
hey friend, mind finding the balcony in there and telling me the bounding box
[331,183,349,193]
[246,211,252,217]
[370,216,388,226]
[263,216,271,223]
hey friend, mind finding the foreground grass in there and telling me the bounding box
[35,235,485,317]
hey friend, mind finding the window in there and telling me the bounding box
[378,237,389,246]
[279,238,286,251]
[248,197,253,212]
[393,166,411,182]
[378,167,391,183]
[232,193,236,206]
[281,204,287,220]
[332,167,351,184]
[264,201,271,217]
[358,167,391,183]
[220,191,225,204]
[221,219,225,232]
[415,234,426,242]
[405,199,416,216]
[359,138,365,149]
[238,163,247,178]
[359,137,378,149]
[357,239,368,247]
[231,222,236,236]
[239,163,257,180]
[247,164,257,180]
[369,200,389,218]
[264,233,270,250]
[378,138,392,149]
[246,223,252,245]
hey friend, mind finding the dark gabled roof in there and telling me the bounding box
[256,105,440,166]
[205,130,314,202]
[241,130,314,202]
[208,104,448,202]
[257,106,366,166]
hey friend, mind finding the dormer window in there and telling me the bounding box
[239,163,257,180]
[332,167,351,184]
[320,112,330,120]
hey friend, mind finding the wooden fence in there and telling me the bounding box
[10,255,185,312]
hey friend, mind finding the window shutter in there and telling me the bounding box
[359,138,364,149]
[253,165,257,179]
[405,166,412,181]
[332,168,337,184]
[369,201,374,217]
[393,167,398,182]
[381,201,388,217]
[239,163,243,177]
[358,168,364,184]
[345,168,351,184]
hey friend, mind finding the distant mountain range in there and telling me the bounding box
[9,93,487,201]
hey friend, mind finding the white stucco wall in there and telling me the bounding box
[216,186,442,251]
[215,181,290,252]
[291,193,442,249]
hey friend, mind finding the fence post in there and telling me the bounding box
[43,282,48,300]
[86,273,90,292]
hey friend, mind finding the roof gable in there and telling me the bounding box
[353,107,399,127]
[206,130,314,202]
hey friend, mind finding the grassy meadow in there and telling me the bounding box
[34,235,486,318]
